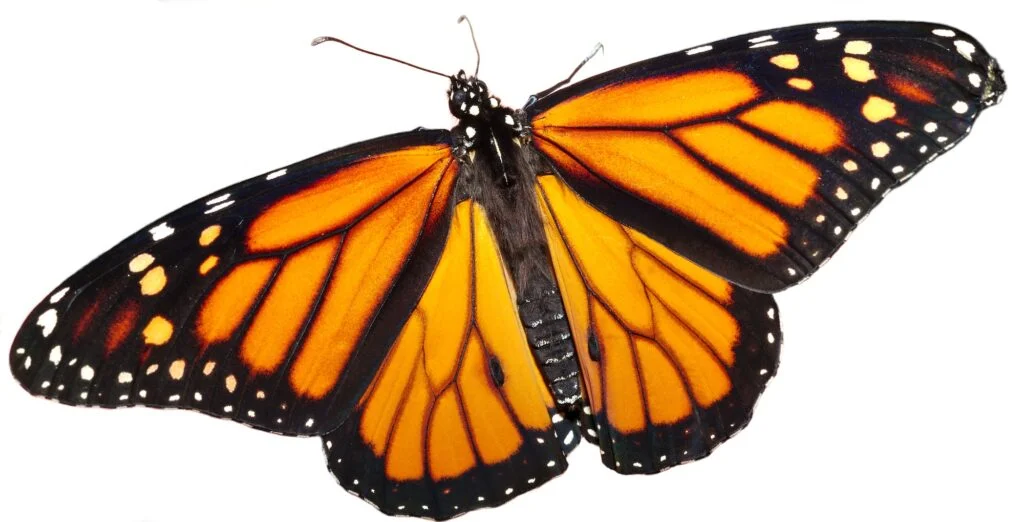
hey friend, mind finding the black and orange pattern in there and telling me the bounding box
[10,131,459,435]
[322,201,578,518]
[8,20,1005,521]
[530,21,1004,291]
[537,174,779,471]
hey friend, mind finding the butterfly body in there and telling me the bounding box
[448,70,585,408]
[9,21,1006,520]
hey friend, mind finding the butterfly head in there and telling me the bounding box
[448,70,499,121]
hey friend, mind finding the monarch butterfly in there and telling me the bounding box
[5,13,1010,522]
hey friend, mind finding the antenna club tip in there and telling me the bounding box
[311,36,330,47]
[457,15,469,23]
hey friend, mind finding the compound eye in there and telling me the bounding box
[451,90,468,106]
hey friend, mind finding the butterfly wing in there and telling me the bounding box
[320,199,578,519]
[528,21,1005,292]
[9,130,460,436]
[536,173,780,472]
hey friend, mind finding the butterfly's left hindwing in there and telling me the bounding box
[321,200,577,520]
[9,130,459,435]
[536,174,780,472]
[529,21,1005,292]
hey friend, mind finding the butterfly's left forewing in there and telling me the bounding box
[9,130,459,435]
[529,21,1004,292]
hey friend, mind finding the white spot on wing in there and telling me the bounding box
[204,201,234,214]
[932,28,956,37]
[149,222,174,241]
[49,287,70,304]
[80,365,94,381]
[118,371,133,384]
[206,193,231,205]
[266,168,287,180]
[37,309,58,337]
[686,45,712,55]
[815,27,840,40]
[49,345,62,364]
[954,40,976,61]
[952,101,969,114]
[750,41,777,49]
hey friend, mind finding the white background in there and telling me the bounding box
[0,1,1020,521]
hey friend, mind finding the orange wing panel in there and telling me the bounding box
[537,174,780,473]
[246,144,451,252]
[532,129,789,258]
[533,69,759,128]
[321,200,575,519]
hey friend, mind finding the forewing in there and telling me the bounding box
[321,200,578,520]
[537,173,780,472]
[9,130,459,436]
[529,21,1005,292]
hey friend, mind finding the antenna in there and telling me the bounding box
[311,36,449,79]
[456,15,481,76]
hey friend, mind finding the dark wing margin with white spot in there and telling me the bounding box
[528,21,1005,292]
[9,129,458,437]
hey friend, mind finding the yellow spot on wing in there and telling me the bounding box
[770,54,799,69]
[199,255,219,275]
[199,225,221,246]
[844,40,872,55]
[862,96,897,122]
[842,57,877,82]
[143,316,173,346]
[169,359,186,380]
[139,266,167,296]
[129,253,154,273]
[787,78,813,90]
